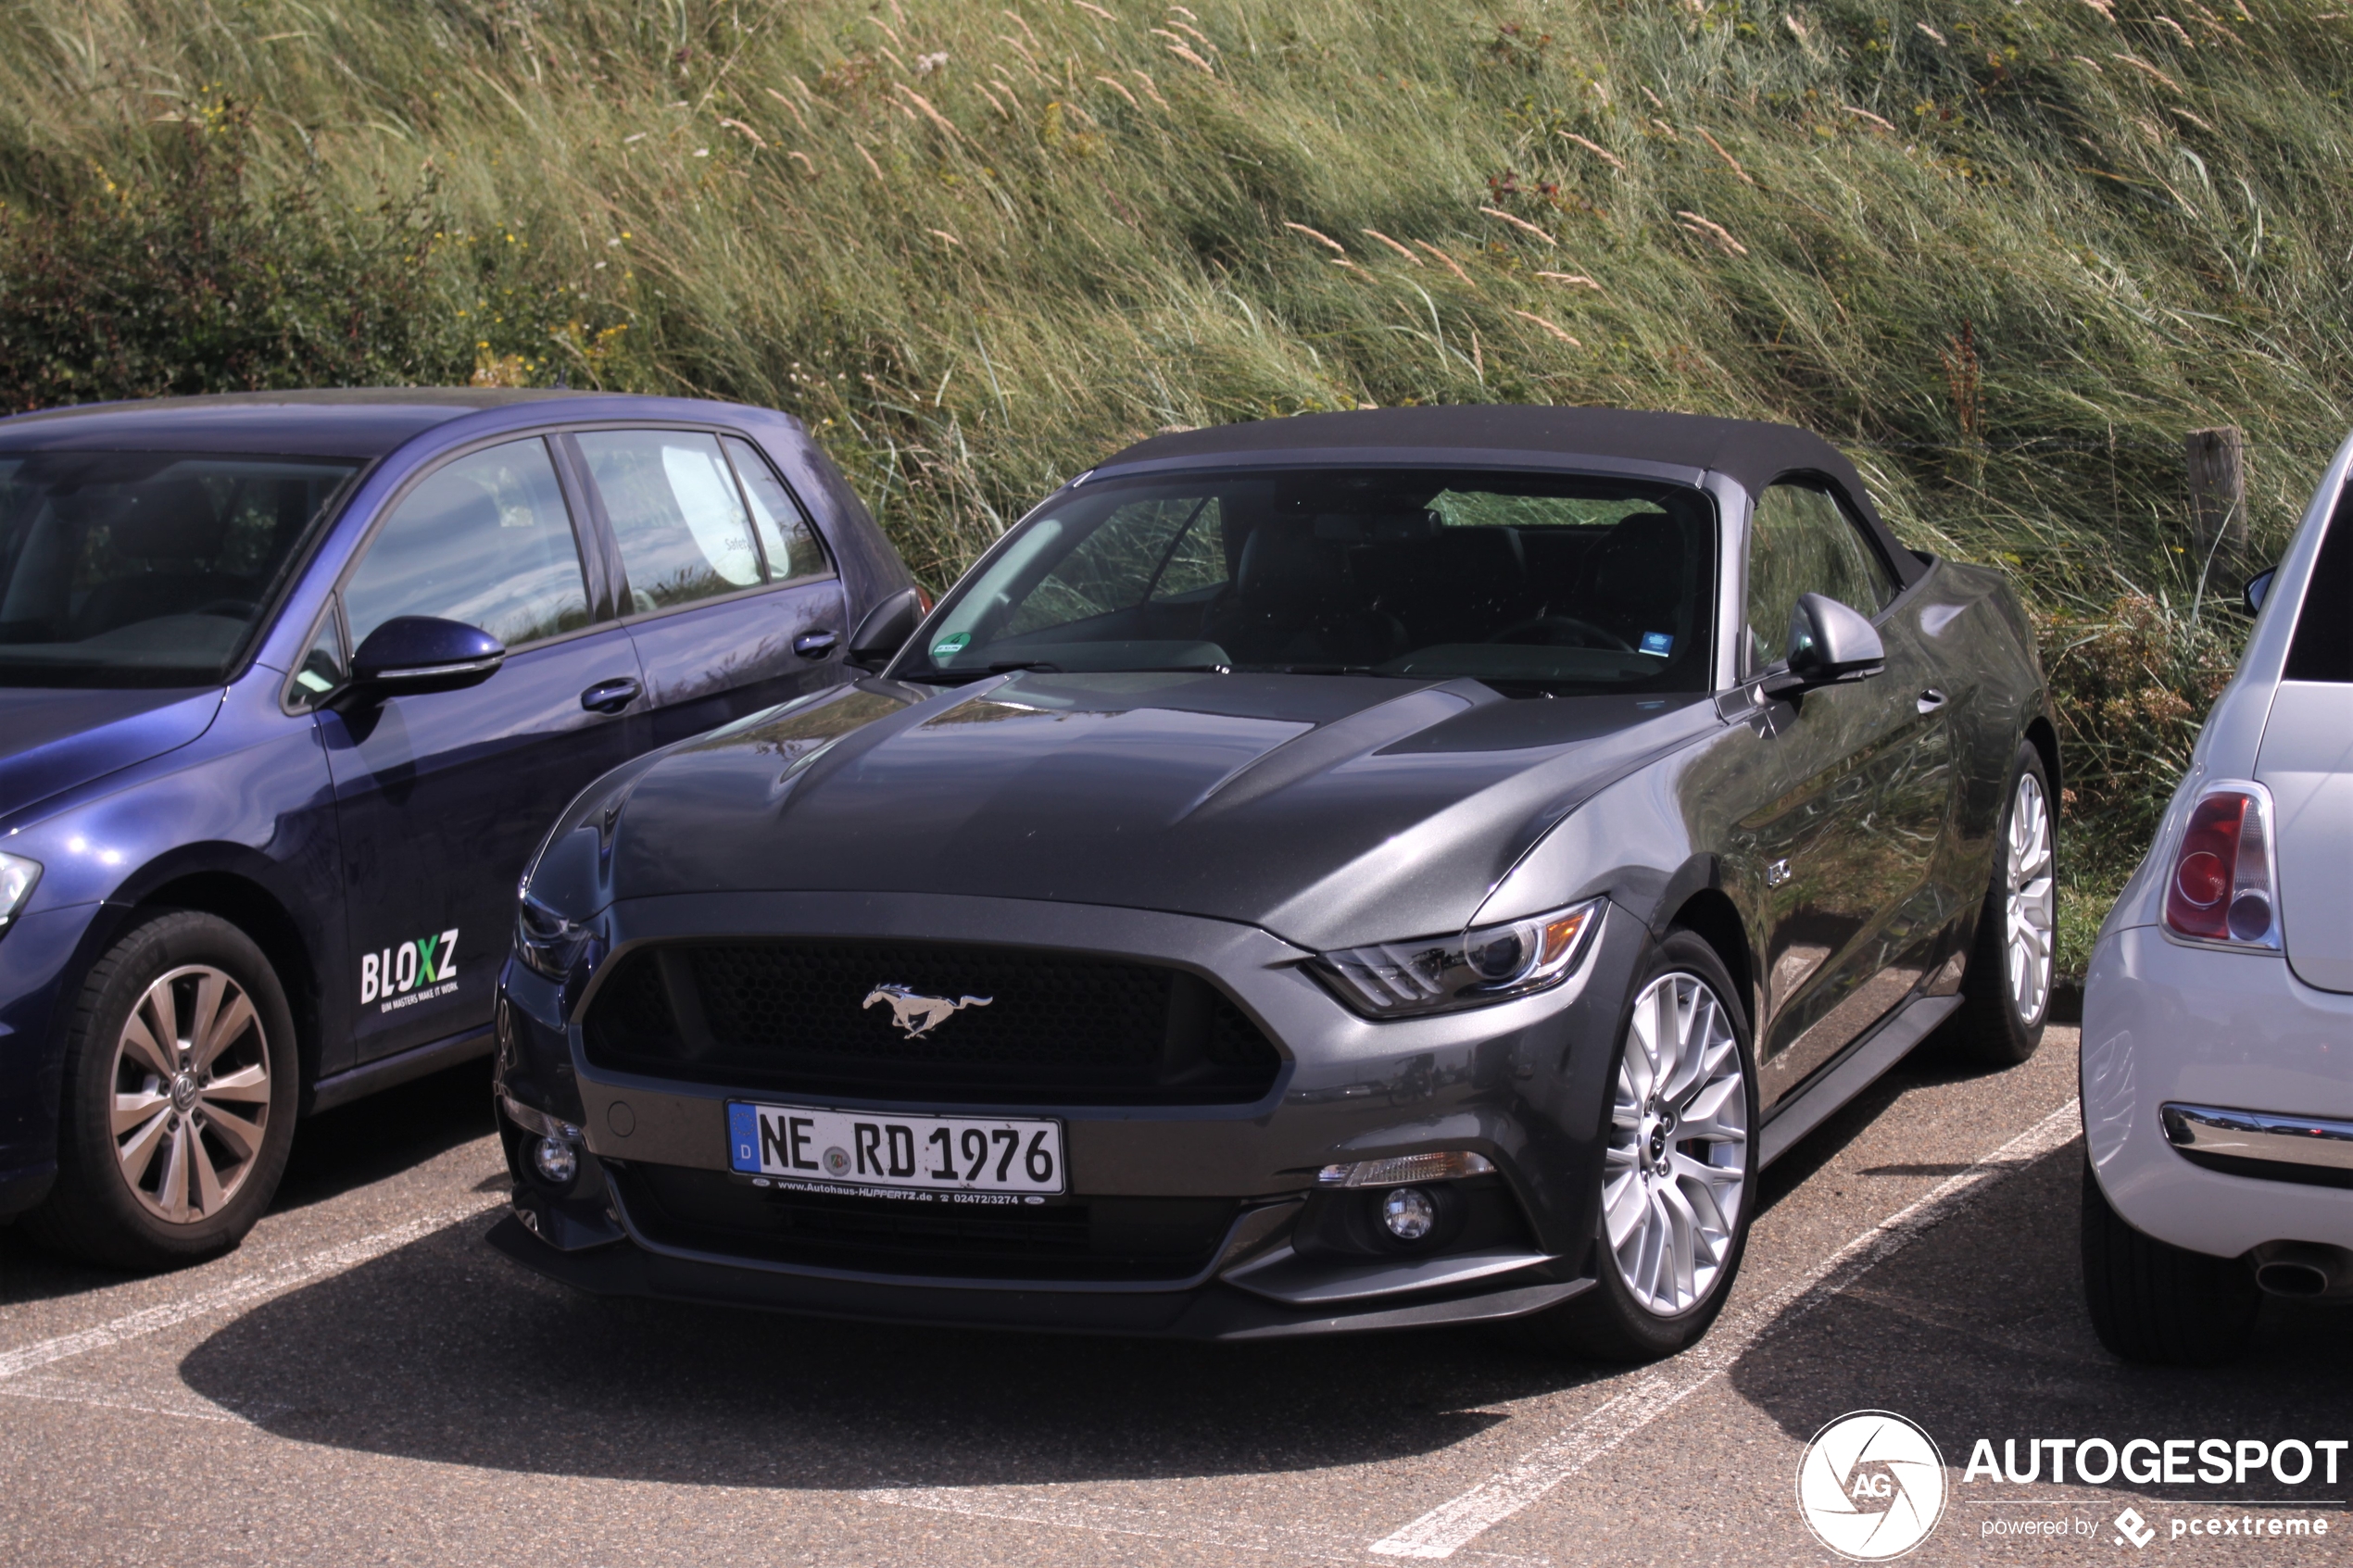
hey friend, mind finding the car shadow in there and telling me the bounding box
[0,1057,494,1307]
[1731,1138,2353,1507]
[174,1212,1609,1486]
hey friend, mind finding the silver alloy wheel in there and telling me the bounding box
[108,964,272,1223]
[1601,971,1749,1317]
[2004,771,2057,1024]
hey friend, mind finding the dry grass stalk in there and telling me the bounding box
[1412,240,1473,282]
[896,85,967,142]
[2112,53,2183,91]
[928,227,963,246]
[1535,270,1603,290]
[763,86,811,133]
[1675,210,1748,256]
[1843,105,1896,132]
[1095,75,1142,109]
[1360,228,1422,263]
[1071,0,1116,20]
[1695,127,1755,184]
[785,149,817,175]
[1509,308,1580,346]
[1130,70,1168,107]
[1165,42,1217,75]
[2079,0,2117,18]
[2169,104,2216,132]
[1478,205,1556,245]
[852,140,885,180]
[1283,221,1346,253]
[976,82,1011,117]
[1164,19,1216,49]
[718,117,767,148]
[1649,117,1680,141]
[2153,14,2195,45]
[1000,8,1039,47]
[1558,131,1625,171]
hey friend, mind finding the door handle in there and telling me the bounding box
[580,677,642,714]
[794,630,841,660]
[1917,688,1948,714]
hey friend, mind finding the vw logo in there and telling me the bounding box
[1795,1410,1947,1561]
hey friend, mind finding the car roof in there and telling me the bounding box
[1093,405,1919,579]
[0,388,610,458]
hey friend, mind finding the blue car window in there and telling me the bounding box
[721,435,829,584]
[343,438,590,651]
[0,451,360,688]
[577,431,763,613]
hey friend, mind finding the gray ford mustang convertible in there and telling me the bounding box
[489,406,2057,1356]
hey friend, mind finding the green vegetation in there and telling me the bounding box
[3,0,2347,973]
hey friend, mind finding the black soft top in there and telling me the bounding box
[1096,406,1919,583]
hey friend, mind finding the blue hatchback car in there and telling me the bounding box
[0,389,920,1267]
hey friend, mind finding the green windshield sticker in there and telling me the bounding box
[931,632,972,658]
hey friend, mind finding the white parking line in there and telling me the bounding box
[0,1198,503,1384]
[0,1373,283,1425]
[1366,1100,2082,1559]
[861,1486,1552,1567]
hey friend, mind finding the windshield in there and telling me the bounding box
[904,466,1716,694]
[0,449,361,688]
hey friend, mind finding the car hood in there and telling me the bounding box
[0,685,224,827]
[585,671,1718,950]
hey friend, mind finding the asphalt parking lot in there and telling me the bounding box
[3,1022,2347,1568]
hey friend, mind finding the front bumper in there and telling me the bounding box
[0,902,105,1218]
[491,890,1649,1335]
[2082,922,2353,1258]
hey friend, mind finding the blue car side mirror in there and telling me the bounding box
[338,616,507,709]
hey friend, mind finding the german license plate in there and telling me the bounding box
[725,1101,1067,1196]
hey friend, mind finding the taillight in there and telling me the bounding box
[2163,784,2281,948]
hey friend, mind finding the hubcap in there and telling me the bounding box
[1603,972,1749,1318]
[108,965,271,1225]
[2004,771,2056,1024]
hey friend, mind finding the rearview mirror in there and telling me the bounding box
[2243,566,2277,616]
[336,616,506,709]
[847,587,925,671]
[1763,593,1885,696]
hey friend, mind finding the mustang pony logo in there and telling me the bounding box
[862,984,993,1037]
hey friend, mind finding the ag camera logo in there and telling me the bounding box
[1797,1411,1948,1561]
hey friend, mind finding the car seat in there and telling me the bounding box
[1201,526,1408,667]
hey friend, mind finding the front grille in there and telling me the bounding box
[613,1163,1238,1281]
[584,940,1283,1105]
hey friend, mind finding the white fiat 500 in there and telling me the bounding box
[2081,430,2353,1363]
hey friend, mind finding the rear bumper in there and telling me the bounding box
[2082,923,2353,1257]
[484,1213,1588,1340]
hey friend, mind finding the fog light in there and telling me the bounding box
[532,1135,579,1186]
[1381,1185,1437,1242]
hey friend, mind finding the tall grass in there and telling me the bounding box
[3,0,2348,970]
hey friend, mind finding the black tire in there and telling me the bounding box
[20,910,299,1270]
[2080,1157,2258,1366]
[1512,929,1759,1361]
[1955,740,2056,1066]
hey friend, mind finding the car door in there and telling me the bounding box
[1732,480,1956,1108]
[314,434,645,1065]
[567,428,850,748]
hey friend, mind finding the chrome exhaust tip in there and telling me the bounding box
[2251,1242,2353,1300]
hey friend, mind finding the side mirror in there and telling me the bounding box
[2243,566,2277,616]
[1763,593,1885,696]
[335,616,506,709]
[847,587,925,671]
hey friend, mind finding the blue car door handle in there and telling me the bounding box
[579,677,642,714]
[794,630,840,660]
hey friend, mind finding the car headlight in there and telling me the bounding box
[0,853,40,940]
[514,894,596,981]
[1315,897,1605,1017]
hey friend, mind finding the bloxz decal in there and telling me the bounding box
[361,929,459,1011]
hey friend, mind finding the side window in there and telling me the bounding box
[1744,483,1895,671]
[577,430,763,614]
[1003,496,1218,636]
[720,436,832,585]
[287,608,347,710]
[2283,498,2349,683]
[343,438,591,651]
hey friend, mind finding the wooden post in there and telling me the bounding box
[2186,426,2246,557]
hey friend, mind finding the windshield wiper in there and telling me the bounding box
[1253,663,1397,676]
[988,659,1063,674]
